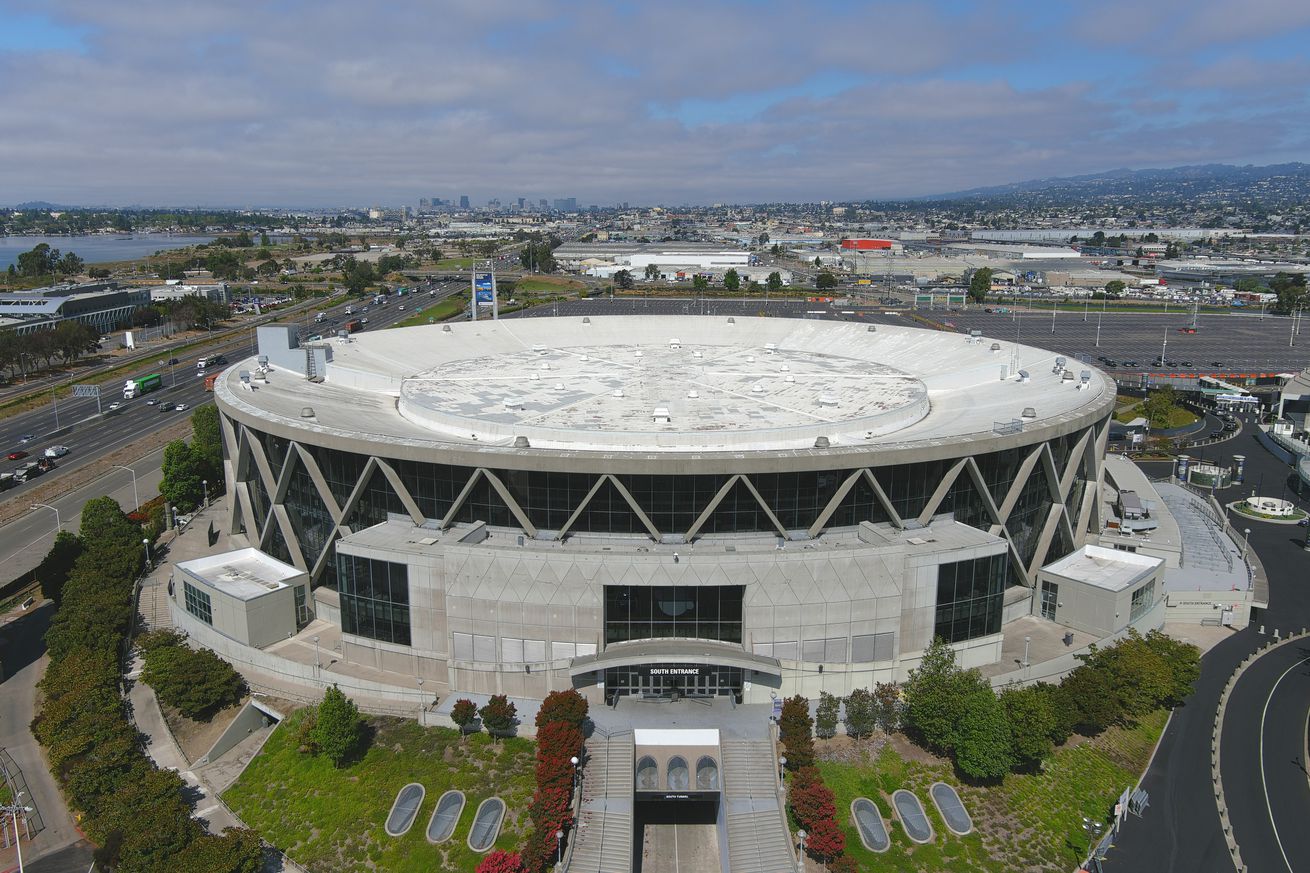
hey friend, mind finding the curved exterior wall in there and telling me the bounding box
[212,317,1114,701]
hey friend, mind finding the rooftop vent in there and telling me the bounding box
[580,354,590,361]
[1022,406,1037,419]
[765,343,778,353]
[504,398,524,410]
[530,372,540,381]
[991,342,1002,352]
[256,355,268,365]
[814,436,830,448]
[746,355,755,363]
[540,362,550,370]
[818,394,838,407]
[1080,369,1091,382]
[514,435,530,448]
[532,344,546,353]
[634,350,643,358]
[751,383,764,393]
[727,317,735,325]
[652,407,671,423]
[612,389,624,398]
[582,316,591,324]
[1017,369,1031,383]
[300,406,315,418]
[669,338,681,348]
[687,389,699,399]
[867,325,877,332]
[554,383,565,391]
[693,350,703,359]
[1055,356,1067,367]
[442,324,452,333]
[785,374,795,383]
[780,363,791,372]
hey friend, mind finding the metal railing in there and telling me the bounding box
[0,747,45,840]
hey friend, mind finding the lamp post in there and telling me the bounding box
[30,503,60,536]
[1023,635,1031,670]
[313,635,321,672]
[797,829,807,864]
[570,755,580,794]
[112,464,140,511]
[1096,313,1102,348]
[778,755,787,784]
[202,479,209,508]
[51,384,59,429]
[1,791,33,873]
[1082,816,1103,861]
[555,829,564,866]
[1242,528,1251,561]
[143,538,151,569]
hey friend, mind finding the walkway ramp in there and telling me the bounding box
[721,740,796,873]
[570,730,634,873]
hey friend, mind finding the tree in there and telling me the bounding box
[1033,681,1078,745]
[999,684,1055,767]
[78,496,144,577]
[968,267,993,303]
[872,681,903,733]
[1078,630,1175,718]
[643,263,660,281]
[815,271,838,290]
[205,249,243,280]
[1270,272,1308,313]
[843,687,876,740]
[190,405,224,486]
[57,251,85,275]
[141,643,246,720]
[614,269,634,290]
[17,243,59,277]
[311,685,366,766]
[789,766,836,828]
[1140,386,1180,429]
[954,685,1013,781]
[1104,279,1126,298]
[723,268,740,292]
[766,271,784,293]
[35,530,83,604]
[692,274,709,291]
[535,721,584,791]
[902,637,970,753]
[160,439,205,512]
[757,232,770,246]
[536,688,588,729]
[171,828,265,873]
[1141,629,1200,706]
[476,850,525,873]
[779,695,814,769]
[805,815,847,862]
[815,691,840,739]
[451,698,478,735]
[1061,665,1122,734]
[479,694,518,738]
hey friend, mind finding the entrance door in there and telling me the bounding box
[1040,581,1058,621]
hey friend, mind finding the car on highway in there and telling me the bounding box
[18,434,32,443]
[44,445,69,458]
[158,402,175,412]
[1210,360,1226,367]
[108,401,122,411]
[167,357,179,365]
[174,403,189,412]
[7,450,28,461]
[146,399,158,406]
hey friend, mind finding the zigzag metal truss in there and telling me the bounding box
[223,416,1110,591]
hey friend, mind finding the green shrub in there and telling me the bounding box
[141,643,247,721]
[312,685,366,766]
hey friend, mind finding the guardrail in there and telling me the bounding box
[0,747,45,840]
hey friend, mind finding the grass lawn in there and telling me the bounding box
[510,276,585,293]
[1113,401,1196,429]
[393,295,469,328]
[223,710,535,873]
[818,710,1168,872]
[433,257,477,270]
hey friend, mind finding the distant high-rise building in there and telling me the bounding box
[459,195,470,209]
[622,202,629,210]
[539,198,548,209]
[517,197,526,209]
[419,198,431,210]
[552,197,577,212]
[487,198,501,208]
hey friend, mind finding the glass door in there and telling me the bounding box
[1040,581,1058,621]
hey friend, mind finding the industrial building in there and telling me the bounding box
[176,315,1140,706]
[0,280,150,335]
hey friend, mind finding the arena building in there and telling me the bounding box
[198,316,1115,705]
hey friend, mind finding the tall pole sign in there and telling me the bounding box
[472,265,498,320]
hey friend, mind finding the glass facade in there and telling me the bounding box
[337,554,411,645]
[934,554,1008,643]
[228,416,1102,590]
[604,585,744,644]
[1130,580,1156,621]
[603,664,745,700]
[183,580,212,625]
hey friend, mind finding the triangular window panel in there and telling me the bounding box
[946,464,992,529]
[826,473,890,529]
[1050,513,1076,565]
[284,460,335,562]
[248,467,272,530]
[876,460,953,520]
[451,471,516,527]
[344,465,406,530]
[265,521,293,565]
[619,473,729,536]
[257,429,291,473]
[1005,461,1055,568]
[304,443,371,506]
[976,448,1028,506]
[697,478,775,535]
[571,477,646,535]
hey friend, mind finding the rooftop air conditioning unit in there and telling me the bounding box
[669,338,681,348]
[653,407,671,423]
[818,394,838,407]
[1022,407,1037,419]
[1017,370,1030,383]
[991,342,1002,352]
[504,398,524,410]
[765,343,778,353]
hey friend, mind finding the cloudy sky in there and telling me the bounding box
[2,0,1309,207]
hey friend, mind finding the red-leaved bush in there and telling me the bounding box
[475,849,525,873]
[535,688,588,729]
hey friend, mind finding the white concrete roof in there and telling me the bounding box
[1041,544,1161,592]
[221,315,1113,456]
[177,547,304,601]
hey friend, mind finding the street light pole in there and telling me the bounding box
[202,479,209,508]
[2,792,33,873]
[555,829,564,865]
[112,464,139,511]
[1096,314,1101,348]
[143,537,151,569]
[30,502,60,535]
[51,384,59,429]
[1023,635,1031,670]
[313,635,321,672]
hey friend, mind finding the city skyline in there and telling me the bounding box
[1,0,1309,207]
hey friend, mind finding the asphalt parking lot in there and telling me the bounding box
[504,297,1310,375]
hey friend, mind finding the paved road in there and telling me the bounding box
[1105,418,1310,872]
[1222,640,1310,873]
[0,604,85,866]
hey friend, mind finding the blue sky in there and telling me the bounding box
[1,0,1308,206]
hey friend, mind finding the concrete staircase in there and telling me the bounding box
[721,740,796,873]
[569,730,634,873]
